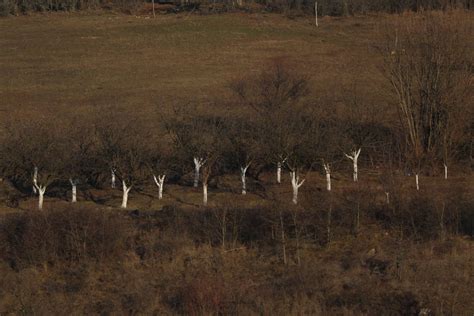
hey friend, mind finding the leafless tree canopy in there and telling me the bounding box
[379,12,473,170]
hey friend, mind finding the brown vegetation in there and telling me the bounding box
[0,9,472,315]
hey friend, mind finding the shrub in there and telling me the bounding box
[0,207,129,269]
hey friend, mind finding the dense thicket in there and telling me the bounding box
[0,0,472,16]
[0,187,472,313]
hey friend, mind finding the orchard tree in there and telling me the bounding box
[96,114,152,208]
[0,119,62,210]
[231,59,310,184]
[225,118,261,195]
[149,141,172,200]
[167,108,228,192]
[308,109,345,192]
[59,119,99,203]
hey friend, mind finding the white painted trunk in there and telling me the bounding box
[121,180,132,209]
[33,166,38,194]
[69,179,77,203]
[444,164,448,180]
[203,183,208,206]
[193,157,204,188]
[323,163,331,191]
[277,162,282,184]
[153,174,166,200]
[72,183,77,203]
[158,183,163,199]
[385,192,390,204]
[122,190,129,208]
[315,1,318,27]
[36,186,46,210]
[326,172,331,191]
[111,169,116,188]
[415,173,419,191]
[292,186,299,204]
[240,164,249,195]
[194,165,200,187]
[353,158,358,182]
[290,171,305,205]
[345,149,361,182]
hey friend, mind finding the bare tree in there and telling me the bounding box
[225,118,261,195]
[230,59,311,184]
[167,109,228,191]
[149,142,171,200]
[379,13,472,185]
[60,119,98,203]
[0,119,61,210]
[167,110,228,205]
[96,115,151,209]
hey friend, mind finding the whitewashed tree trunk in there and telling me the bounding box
[323,163,331,191]
[153,174,166,200]
[315,1,318,27]
[33,166,38,194]
[277,162,282,184]
[345,148,361,182]
[34,183,46,210]
[444,163,448,180]
[385,192,390,204]
[276,158,287,184]
[193,157,205,188]
[111,168,116,189]
[121,180,132,209]
[203,183,208,206]
[240,163,250,195]
[290,171,305,205]
[69,178,77,203]
[415,173,419,191]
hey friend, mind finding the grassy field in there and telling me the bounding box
[0,12,386,117]
[0,12,473,315]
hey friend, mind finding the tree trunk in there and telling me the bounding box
[193,157,205,188]
[33,166,38,194]
[121,180,132,209]
[152,0,155,17]
[35,184,46,210]
[69,179,77,203]
[277,161,282,184]
[290,171,305,205]
[444,163,448,179]
[345,148,361,182]
[385,192,390,204]
[315,1,318,27]
[415,173,420,191]
[326,172,331,191]
[153,174,166,200]
[323,163,331,191]
[38,190,44,210]
[111,168,116,188]
[292,187,298,204]
[203,183,208,206]
[240,164,249,195]
[353,158,358,182]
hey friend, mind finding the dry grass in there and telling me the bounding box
[0,11,472,314]
[0,12,387,118]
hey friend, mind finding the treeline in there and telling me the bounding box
[0,0,472,16]
[0,13,472,210]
